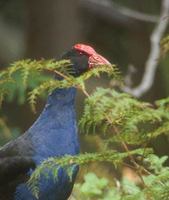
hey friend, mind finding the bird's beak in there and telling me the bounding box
[88,53,111,68]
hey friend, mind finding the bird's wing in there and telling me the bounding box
[0,133,36,195]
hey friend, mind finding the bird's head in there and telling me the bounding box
[62,43,111,77]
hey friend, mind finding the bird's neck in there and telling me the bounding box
[29,87,80,157]
[47,87,76,106]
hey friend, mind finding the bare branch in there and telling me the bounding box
[80,0,159,24]
[115,2,159,23]
[123,0,169,97]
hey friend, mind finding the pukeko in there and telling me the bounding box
[0,44,110,200]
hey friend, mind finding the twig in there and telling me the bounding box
[123,0,169,97]
[82,88,90,97]
[46,68,90,97]
[120,140,146,186]
[106,114,146,186]
[53,70,70,80]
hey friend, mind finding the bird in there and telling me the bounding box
[0,44,110,200]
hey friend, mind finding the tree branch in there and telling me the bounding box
[123,0,169,97]
[80,0,159,26]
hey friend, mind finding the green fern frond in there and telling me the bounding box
[0,59,71,105]
[21,66,31,87]
[155,97,169,110]
[80,88,169,147]
[0,59,118,110]
[28,80,59,112]
[28,148,152,198]
[27,65,119,111]
[1,58,169,199]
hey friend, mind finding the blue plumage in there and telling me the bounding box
[15,88,80,200]
[0,44,110,200]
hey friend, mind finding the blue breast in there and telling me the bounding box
[15,88,80,200]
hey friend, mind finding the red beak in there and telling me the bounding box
[88,53,111,68]
[73,43,111,68]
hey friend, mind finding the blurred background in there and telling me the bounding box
[0,0,168,194]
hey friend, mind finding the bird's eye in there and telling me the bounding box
[79,52,83,55]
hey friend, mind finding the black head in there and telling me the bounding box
[62,49,89,77]
[61,44,111,77]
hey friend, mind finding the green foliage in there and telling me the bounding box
[0,59,118,112]
[74,172,109,199]
[1,58,169,199]
[28,86,169,199]
[28,148,152,198]
[80,88,169,145]
[161,35,169,57]
[73,154,169,200]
